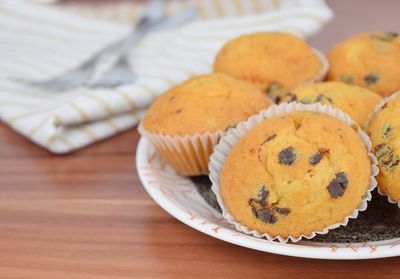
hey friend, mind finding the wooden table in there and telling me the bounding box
[1,1,400,278]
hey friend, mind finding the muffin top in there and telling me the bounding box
[213,32,323,98]
[278,81,382,125]
[220,111,371,238]
[367,94,400,200]
[327,32,400,96]
[142,73,271,135]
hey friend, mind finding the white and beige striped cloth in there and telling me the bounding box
[0,0,333,153]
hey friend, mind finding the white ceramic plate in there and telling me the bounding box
[136,137,400,260]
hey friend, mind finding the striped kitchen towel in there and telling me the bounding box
[0,0,333,153]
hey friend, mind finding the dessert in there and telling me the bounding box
[366,93,400,201]
[140,73,271,176]
[219,111,372,238]
[277,81,382,125]
[213,32,327,101]
[327,32,400,97]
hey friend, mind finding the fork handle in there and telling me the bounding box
[80,18,158,69]
[116,8,197,57]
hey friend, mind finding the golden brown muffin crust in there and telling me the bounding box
[278,81,382,125]
[142,73,271,135]
[327,32,400,96]
[213,32,323,98]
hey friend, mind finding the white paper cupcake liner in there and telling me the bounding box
[138,122,224,176]
[312,48,329,83]
[209,102,378,243]
[364,91,400,207]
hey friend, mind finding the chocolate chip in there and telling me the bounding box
[375,143,394,166]
[288,93,298,102]
[371,32,398,42]
[328,180,345,198]
[382,124,393,139]
[251,207,258,217]
[336,172,349,187]
[259,199,268,207]
[275,207,291,215]
[248,185,291,224]
[382,103,388,109]
[175,109,182,114]
[374,144,400,171]
[364,73,380,85]
[257,186,269,207]
[248,186,269,207]
[327,172,348,198]
[310,148,330,165]
[309,153,322,165]
[279,147,297,165]
[281,92,298,103]
[316,94,333,104]
[387,32,399,38]
[389,159,400,169]
[258,186,269,199]
[257,209,277,224]
[340,74,354,84]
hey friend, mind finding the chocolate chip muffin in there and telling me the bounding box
[220,111,372,238]
[277,81,382,125]
[327,32,400,97]
[213,32,327,101]
[140,73,271,176]
[366,93,400,201]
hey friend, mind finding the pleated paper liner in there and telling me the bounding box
[209,102,379,243]
[312,48,329,82]
[138,122,224,176]
[365,91,400,208]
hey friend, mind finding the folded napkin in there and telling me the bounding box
[0,0,333,153]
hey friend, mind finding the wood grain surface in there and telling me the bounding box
[1,1,400,278]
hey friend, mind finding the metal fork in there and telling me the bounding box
[90,4,196,88]
[11,0,195,91]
